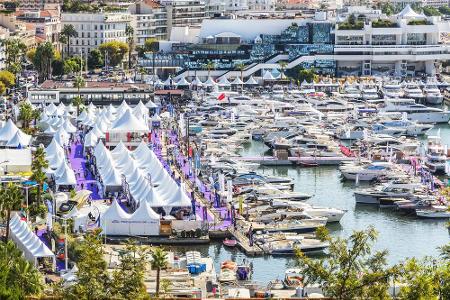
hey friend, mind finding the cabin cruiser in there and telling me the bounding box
[381,98,450,123]
[253,218,327,233]
[340,162,395,181]
[270,200,346,223]
[208,157,260,173]
[361,85,380,100]
[371,123,406,136]
[423,80,443,105]
[339,84,362,100]
[382,80,404,98]
[425,135,448,174]
[403,81,424,101]
[336,125,367,140]
[354,181,424,204]
[377,118,433,136]
[256,234,330,255]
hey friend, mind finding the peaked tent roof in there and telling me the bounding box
[244,76,258,85]
[0,119,19,143]
[176,76,190,86]
[231,77,244,85]
[5,130,32,147]
[110,109,149,132]
[218,76,231,86]
[204,77,217,87]
[396,4,426,18]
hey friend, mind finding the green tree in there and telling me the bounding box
[64,56,82,75]
[72,95,84,116]
[125,24,135,69]
[33,42,56,82]
[143,38,159,79]
[111,241,150,299]
[381,3,395,16]
[236,62,245,91]
[0,240,43,298]
[66,230,110,299]
[3,38,27,75]
[0,183,23,241]
[296,227,397,300]
[397,258,438,299]
[0,70,15,89]
[88,49,104,69]
[151,246,168,297]
[18,102,34,129]
[205,60,215,78]
[60,24,78,57]
[439,5,450,15]
[30,147,48,204]
[278,61,288,79]
[99,41,129,67]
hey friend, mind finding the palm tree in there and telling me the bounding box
[18,102,33,129]
[206,61,215,78]
[30,147,48,204]
[72,96,84,116]
[74,75,85,96]
[60,24,78,57]
[143,38,159,82]
[278,61,288,79]
[236,63,245,92]
[58,35,67,61]
[125,24,134,70]
[151,247,168,297]
[0,183,23,241]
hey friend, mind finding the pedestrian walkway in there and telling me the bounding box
[68,141,101,200]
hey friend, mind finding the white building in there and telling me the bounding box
[61,11,132,56]
[159,0,208,38]
[129,0,168,44]
[334,5,450,76]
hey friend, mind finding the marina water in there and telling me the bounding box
[177,124,450,284]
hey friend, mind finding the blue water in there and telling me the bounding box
[176,125,450,284]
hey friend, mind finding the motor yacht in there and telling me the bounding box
[381,98,450,123]
[354,181,424,204]
[270,200,346,223]
[416,205,450,218]
[424,135,448,174]
[339,84,362,100]
[340,162,394,181]
[378,118,433,136]
[423,79,443,105]
[361,84,380,100]
[371,123,407,136]
[403,81,424,101]
[382,80,404,98]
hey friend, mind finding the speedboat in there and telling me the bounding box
[416,205,450,218]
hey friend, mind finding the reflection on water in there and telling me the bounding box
[174,132,450,283]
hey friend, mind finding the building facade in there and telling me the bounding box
[129,0,168,44]
[160,0,208,38]
[61,11,132,55]
[16,10,61,46]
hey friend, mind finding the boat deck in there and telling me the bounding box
[228,227,264,256]
[236,156,356,166]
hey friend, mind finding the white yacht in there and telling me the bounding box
[340,84,362,100]
[340,162,394,181]
[425,135,448,174]
[270,200,346,223]
[354,181,424,204]
[423,80,443,105]
[403,81,424,101]
[382,80,404,98]
[371,123,407,136]
[378,118,433,136]
[361,85,380,100]
[382,98,450,123]
[416,206,450,218]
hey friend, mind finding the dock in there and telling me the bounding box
[228,227,264,256]
[236,155,356,166]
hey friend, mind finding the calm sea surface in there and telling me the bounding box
[174,124,450,284]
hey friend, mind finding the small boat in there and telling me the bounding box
[268,278,284,290]
[416,206,450,219]
[223,238,237,247]
[219,261,237,283]
[283,268,304,289]
[297,161,318,167]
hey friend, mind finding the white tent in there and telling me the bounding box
[129,200,160,236]
[192,76,204,86]
[55,166,77,187]
[132,100,149,120]
[84,131,98,148]
[204,77,217,87]
[63,120,77,133]
[145,100,158,109]
[9,214,55,266]
[244,76,258,85]
[44,125,57,134]
[5,130,32,148]
[110,109,149,132]
[231,77,244,85]
[163,77,173,87]
[0,119,19,144]
[176,76,190,87]
[262,70,275,80]
[53,126,70,146]
[116,101,131,117]
[101,167,122,190]
[45,103,58,116]
[100,199,131,235]
[45,138,64,157]
[218,76,231,87]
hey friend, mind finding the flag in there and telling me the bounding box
[217,93,226,101]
